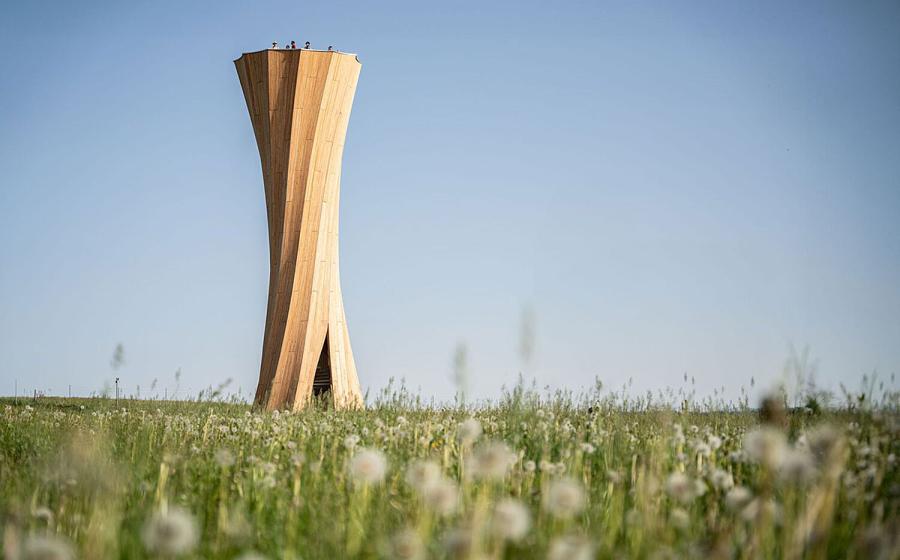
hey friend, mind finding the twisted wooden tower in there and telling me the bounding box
[235,48,363,410]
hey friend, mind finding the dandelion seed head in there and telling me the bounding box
[471,442,516,480]
[388,528,424,560]
[21,535,74,560]
[665,472,696,504]
[235,552,268,560]
[405,460,441,492]
[32,506,53,524]
[743,427,788,469]
[349,448,388,485]
[710,469,734,491]
[141,507,199,556]
[547,535,593,560]
[670,508,690,529]
[544,478,586,518]
[492,498,531,541]
[343,434,361,450]
[214,448,235,467]
[458,418,482,443]
[422,478,459,516]
[725,486,753,511]
[443,528,473,559]
[778,448,816,484]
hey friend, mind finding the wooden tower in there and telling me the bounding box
[235,48,363,410]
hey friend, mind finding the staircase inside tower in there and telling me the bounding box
[312,334,332,400]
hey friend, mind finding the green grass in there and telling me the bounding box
[0,388,897,559]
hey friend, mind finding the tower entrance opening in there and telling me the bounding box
[312,334,332,399]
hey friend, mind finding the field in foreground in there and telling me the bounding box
[1,391,897,559]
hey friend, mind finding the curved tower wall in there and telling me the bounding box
[235,49,363,410]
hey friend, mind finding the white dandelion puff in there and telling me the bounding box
[388,528,424,560]
[21,535,74,560]
[778,448,816,483]
[710,469,734,491]
[743,427,788,469]
[471,442,516,480]
[665,472,696,504]
[343,434,361,450]
[405,460,441,492]
[215,448,235,468]
[547,535,593,560]
[458,418,483,443]
[422,478,459,516]
[349,448,388,485]
[544,478,586,519]
[725,486,753,512]
[670,508,690,530]
[492,498,531,542]
[141,507,199,556]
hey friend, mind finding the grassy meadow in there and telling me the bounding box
[0,383,897,559]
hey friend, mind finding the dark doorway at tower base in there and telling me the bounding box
[312,334,332,403]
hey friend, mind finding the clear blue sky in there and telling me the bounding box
[1,1,898,403]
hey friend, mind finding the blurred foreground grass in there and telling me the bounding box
[0,385,897,559]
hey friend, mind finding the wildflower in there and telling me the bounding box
[492,498,531,541]
[729,450,746,463]
[422,478,459,516]
[349,448,388,484]
[693,478,708,498]
[743,427,788,469]
[523,460,537,473]
[471,442,516,480]
[670,508,690,529]
[665,472,696,504]
[405,460,441,491]
[235,553,268,560]
[725,486,753,511]
[458,418,482,443]
[708,435,723,450]
[291,452,306,467]
[741,498,782,524]
[21,535,74,560]
[443,528,473,559]
[778,448,816,483]
[607,470,623,485]
[33,506,54,524]
[222,509,252,542]
[547,535,593,560]
[625,509,641,527]
[141,507,199,556]
[579,442,596,454]
[710,469,734,491]
[343,434,361,450]
[544,478,586,518]
[805,425,841,465]
[388,528,424,560]
[215,448,235,467]
[693,441,711,458]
